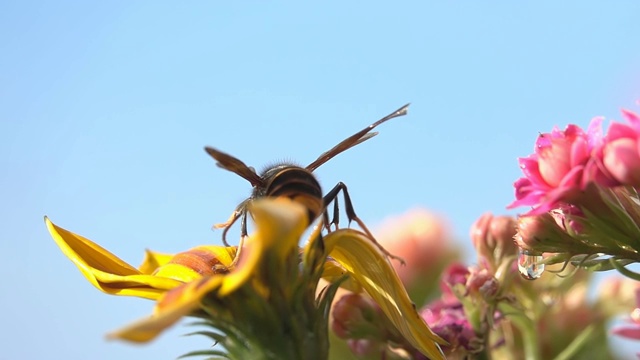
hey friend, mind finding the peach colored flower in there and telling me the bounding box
[375,208,455,286]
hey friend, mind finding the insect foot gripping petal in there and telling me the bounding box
[322,181,406,265]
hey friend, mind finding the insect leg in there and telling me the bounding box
[331,196,340,231]
[322,197,341,232]
[323,182,406,265]
[322,210,332,232]
[240,210,248,238]
[215,210,242,246]
[215,199,251,246]
[226,209,253,269]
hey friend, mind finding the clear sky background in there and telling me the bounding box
[2,2,640,359]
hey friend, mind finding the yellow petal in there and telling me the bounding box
[320,229,447,360]
[108,276,224,342]
[152,246,238,283]
[138,250,174,275]
[321,257,362,293]
[218,198,308,296]
[139,247,237,277]
[46,217,186,300]
[46,217,139,274]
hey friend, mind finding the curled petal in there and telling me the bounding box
[318,229,447,360]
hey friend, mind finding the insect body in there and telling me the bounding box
[205,104,410,263]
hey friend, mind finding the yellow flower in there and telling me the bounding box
[47,198,445,359]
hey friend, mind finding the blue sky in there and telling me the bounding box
[2,1,639,359]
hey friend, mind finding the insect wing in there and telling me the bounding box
[306,103,410,172]
[205,146,264,187]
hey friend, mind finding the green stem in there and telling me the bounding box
[551,325,596,360]
[498,303,540,360]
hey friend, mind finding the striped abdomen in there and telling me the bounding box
[263,167,323,223]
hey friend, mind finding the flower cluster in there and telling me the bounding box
[508,109,640,278]
[506,106,640,355]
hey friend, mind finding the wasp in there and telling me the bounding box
[205,104,410,263]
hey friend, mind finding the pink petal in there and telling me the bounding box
[558,166,584,189]
[603,138,640,186]
[582,158,620,188]
[539,147,571,187]
[564,124,585,139]
[518,157,548,187]
[587,116,605,150]
[622,109,640,132]
[613,326,640,340]
[608,122,636,141]
[570,136,589,167]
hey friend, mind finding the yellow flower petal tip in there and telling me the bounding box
[248,197,310,242]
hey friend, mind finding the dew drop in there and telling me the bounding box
[518,248,544,280]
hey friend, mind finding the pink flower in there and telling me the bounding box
[508,119,606,215]
[612,288,640,350]
[603,109,640,187]
[418,298,477,356]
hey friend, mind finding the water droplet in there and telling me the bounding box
[518,248,544,280]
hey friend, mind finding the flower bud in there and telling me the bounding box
[549,204,584,235]
[331,293,385,340]
[514,213,590,254]
[466,267,499,301]
[471,213,517,270]
[441,263,470,298]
